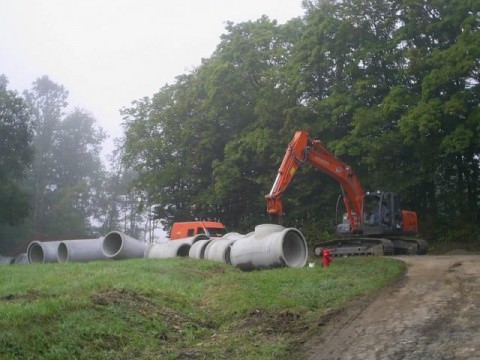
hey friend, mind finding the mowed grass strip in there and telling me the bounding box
[0,257,405,359]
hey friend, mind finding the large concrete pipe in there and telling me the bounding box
[222,232,244,239]
[204,232,245,264]
[102,231,146,260]
[27,241,62,263]
[145,234,209,259]
[188,239,212,259]
[57,238,106,263]
[230,224,308,271]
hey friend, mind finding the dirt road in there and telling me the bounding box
[303,255,480,360]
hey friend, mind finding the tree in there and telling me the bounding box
[122,17,303,230]
[24,76,106,239]
[398,0,480,236]
[24,76,68,235]
[292,0,479,241]
[0,75,33,226]
[121,0,479,244]
[94,146,146,239]
[45,109,106,236]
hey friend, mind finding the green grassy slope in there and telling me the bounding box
[0,257,405,359]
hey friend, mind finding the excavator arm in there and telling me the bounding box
[266,131,364,233]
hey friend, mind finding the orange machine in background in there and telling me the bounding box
[170,221,227,240]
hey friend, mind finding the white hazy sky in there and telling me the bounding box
[0,0,305,158]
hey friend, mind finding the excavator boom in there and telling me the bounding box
[266,131,364,232]
[266,130,428,256]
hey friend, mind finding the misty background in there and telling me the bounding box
[0,0,305,158]
[1,0,478,255]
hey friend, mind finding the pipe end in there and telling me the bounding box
[281,229,308,268]
[57,242,69,263]
[27,241,45,264]
[102,232,123,257]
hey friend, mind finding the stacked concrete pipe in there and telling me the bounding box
[230,224,308,271]
[27,240,62,263]
[57,238,106,263]
[204,232,245,264]
[102,231,146,260]
[145,234,209,259]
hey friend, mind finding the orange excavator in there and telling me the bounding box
[266,131,428,256]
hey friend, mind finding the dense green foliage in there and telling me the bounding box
[22,76,107,239]
[0,76,117,253]
[122,0,480,244]
[0,257,405,359]
[0,76,33,226]
[0,74,150,254]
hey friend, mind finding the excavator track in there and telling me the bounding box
[313,237,394,257]
[389,237,429,255]
[313,237,428,257]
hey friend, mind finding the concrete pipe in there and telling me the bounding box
[222,232,244,240]
[204,233,245,264]
[57,238,106,263]
[188,239,212,259]
[230,224,308,271]
[145,234,209,259]
[27,241,62,263]
[102,231,146,260]
[12,253,29,264]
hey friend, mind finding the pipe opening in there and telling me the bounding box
[57,243,68,263]
[103,232,123,257]
[177,244,191,257]
[28,243,45,263]
[282,230,308,268]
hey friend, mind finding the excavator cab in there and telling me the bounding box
[362,192,403,236]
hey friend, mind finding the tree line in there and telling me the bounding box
[1,0,478,251]
[122,0,479,244]
[0,76,143,254]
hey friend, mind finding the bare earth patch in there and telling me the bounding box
[302,255,480,360]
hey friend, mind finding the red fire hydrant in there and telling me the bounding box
[322,249,333,268]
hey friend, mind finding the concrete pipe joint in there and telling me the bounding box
[57,238,106,263]
[145,234,209,259]
[102,231,146,260]
[230,224,308,271]
[204,235,244,264]
[189,239,212,259]
[27,240,62,263]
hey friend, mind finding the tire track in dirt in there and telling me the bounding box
[303,255,480,360]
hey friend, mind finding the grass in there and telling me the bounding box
[0,257,405,359]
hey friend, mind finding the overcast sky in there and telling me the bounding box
[0,0,305,158]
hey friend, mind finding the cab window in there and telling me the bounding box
[187,229,195,236]
[206,227,227,237]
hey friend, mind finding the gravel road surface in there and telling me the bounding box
[303,255,480,360]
